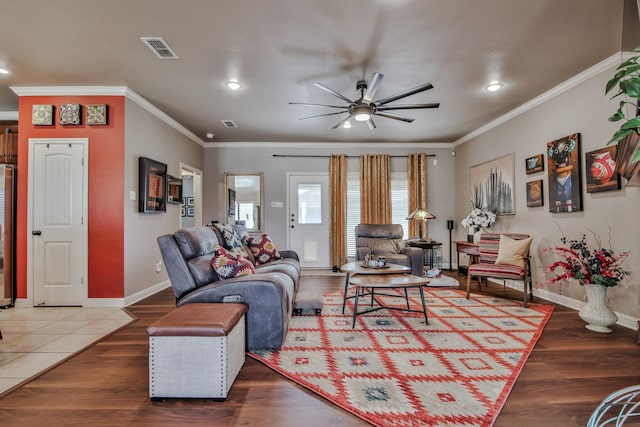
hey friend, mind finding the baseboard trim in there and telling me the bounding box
[124,280,172,307]
[500,283,639,331]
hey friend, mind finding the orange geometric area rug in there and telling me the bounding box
[248,289,554,427]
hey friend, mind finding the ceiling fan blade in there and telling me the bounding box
[376,103,440,111]
[299,111,349,120]
[331,114,354,129]
[374,83,433,106]
[366,118,376,130]
[314,82,354,104]
[362,72,384,104]
[289,102,349,109]
[374,112,415,123]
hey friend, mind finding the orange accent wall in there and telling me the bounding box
[17,96,125,299]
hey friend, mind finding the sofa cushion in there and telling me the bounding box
[495,234,532,268]
[357,237,402,255]
[174,226,219,259]
[247,233,281,265]
[213,223,246,255]
[211,246,256,279]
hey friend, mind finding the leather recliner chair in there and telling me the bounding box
[355,224,424,276]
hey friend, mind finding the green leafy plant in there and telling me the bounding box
[606,46,640,164]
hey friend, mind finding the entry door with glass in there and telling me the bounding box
[288,174,329,268]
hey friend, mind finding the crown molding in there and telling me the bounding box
[10,86,128,96]
[9,86,205,147]
[122,88,204,146]
[204,141,454,149]
[453,51,631,147]
[0,111,18,121]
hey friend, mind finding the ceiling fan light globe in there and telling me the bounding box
[355,113,371,122]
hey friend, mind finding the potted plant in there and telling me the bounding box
[460,208,496,243]
[606,45,640,165]
[544,233,630,333]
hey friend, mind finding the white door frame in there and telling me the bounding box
[179,162,203,226]
[27,138,89,307]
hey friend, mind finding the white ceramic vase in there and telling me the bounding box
[473,227,484,244]
[578,283,618,333]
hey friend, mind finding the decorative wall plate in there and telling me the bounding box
[86,104,108,125]
[59,103,81,125]
[32,104,54,125]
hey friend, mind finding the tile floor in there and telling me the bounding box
[0,306,134,395]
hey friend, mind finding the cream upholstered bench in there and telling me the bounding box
[146,303,247,400]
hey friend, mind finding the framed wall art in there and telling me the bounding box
[32,104,54,125]
[547,133,582,213]
[167,175,183,204]
[469,153,515,215]
[525,154,544,174]
[526,180,544,207]
[585,146,620,193]
[59,103,81,125]
[86,104,108,125]
[138,156,167,213]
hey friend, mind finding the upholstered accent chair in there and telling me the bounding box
[355,224,424,276]
[466,232,533,307]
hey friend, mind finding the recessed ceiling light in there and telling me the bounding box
[226,80,241,90]
[206,133,214,139]
[0,67,9,75]
[343,122,351,129]
[486,82,503,92]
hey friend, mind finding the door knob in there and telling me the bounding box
[291,225,294,229]
[32,230,42,235]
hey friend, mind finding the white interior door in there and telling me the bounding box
[30,139,87,306]
[288,174,330,268]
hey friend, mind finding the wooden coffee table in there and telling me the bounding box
[340,262,411,314]
[348,273,431,328]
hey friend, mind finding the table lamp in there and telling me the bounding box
[406,207,436,241]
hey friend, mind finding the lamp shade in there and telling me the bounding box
[406,207,436,221]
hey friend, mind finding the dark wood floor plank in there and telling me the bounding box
[0,272,638,426]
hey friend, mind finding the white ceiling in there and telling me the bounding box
[0,0,637,144]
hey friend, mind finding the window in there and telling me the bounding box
[297,183,322,224]
[346,172,408,258]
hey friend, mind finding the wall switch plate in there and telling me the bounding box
[129,191,136,201]
[271,201,283,208]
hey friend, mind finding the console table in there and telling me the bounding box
[453,241,479,276]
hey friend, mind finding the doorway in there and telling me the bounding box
[180,163,203,228]
[287,173,330,268]
[28,138,88,306]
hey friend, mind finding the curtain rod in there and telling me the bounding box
[272,154,436,158]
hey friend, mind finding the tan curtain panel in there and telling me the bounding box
[360,154,391,224]
[408,153,428,239]
[329,154,348,270]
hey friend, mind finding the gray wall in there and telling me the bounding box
[454,65,639,318]
[203,144,456,265]
[124,99,204,297]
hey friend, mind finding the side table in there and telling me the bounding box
[453,241,479,276]
[406,240,442,270]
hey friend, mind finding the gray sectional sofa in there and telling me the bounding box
[156,225,300,350]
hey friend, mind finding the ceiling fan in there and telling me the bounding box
[290,72,439,129]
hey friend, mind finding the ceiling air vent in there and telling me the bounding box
[140,37,179,59]
[221,120,238,128]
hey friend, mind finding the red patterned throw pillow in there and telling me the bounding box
[246,233,281,265]
[211,246,256,279]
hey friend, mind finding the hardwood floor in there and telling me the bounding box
[0,272,638,426]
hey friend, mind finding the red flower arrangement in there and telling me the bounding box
[545,234,630,287]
